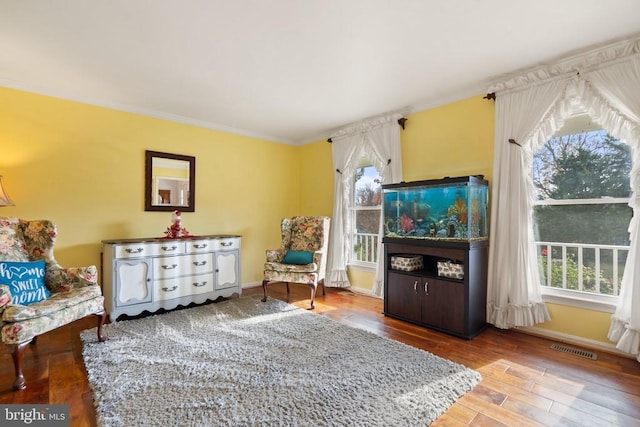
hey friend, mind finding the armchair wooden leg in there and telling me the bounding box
[11,340,32,391]
[286,282,290,294]
[96,311,108,342]
[261,280,269,302]
[309,286,317,310]
[320,279,326,296]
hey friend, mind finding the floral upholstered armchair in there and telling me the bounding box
[262,216,330,309]
[0,217,107,390]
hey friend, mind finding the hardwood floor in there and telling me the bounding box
[2,285,639,426]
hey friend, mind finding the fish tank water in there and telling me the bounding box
[382,175,488,242]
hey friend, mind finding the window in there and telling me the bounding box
[532,114,632,301]
[351,165,382,266]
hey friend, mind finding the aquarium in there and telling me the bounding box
[383,175,488,242]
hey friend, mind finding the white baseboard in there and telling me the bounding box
[242,281,261,289]
[346,286,382,299]
[515,326,635,359]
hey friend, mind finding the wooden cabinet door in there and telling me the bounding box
[421,278,465,335]
[214,250,239,290]
[386,272,421,323]
[115,258,152,306]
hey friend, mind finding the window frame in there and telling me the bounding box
[532,121,632,311]
[349,164,382,269]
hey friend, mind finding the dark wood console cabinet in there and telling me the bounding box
[383,238,488,339]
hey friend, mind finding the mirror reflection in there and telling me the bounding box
[145,151,195,212]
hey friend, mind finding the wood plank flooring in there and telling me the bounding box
[1,285,639,426]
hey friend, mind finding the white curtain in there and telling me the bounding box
[486,80,563,328]
[369,124,403,296]
[487,37,640,342]
[326,133,361,288]
[326,114,403,290]
[585,59,640,360]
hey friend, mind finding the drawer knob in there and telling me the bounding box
[125,247,144,254]
[162,285,178,292]
[161,264,178,270]
[194,243,208,249]
[221,241,233,246]
[193,261,207,266]
[193,281,207,287]
[161,245,178,251]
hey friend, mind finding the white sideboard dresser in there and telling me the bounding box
[102,235,241,322]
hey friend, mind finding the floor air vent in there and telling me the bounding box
[550,343,598,360]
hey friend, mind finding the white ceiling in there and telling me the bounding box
[1,1,639,145]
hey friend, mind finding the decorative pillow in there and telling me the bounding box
[282,250,314,265]
[0,217,29,261]
[0,260,50,305]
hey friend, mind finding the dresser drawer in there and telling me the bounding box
[210,237,241,251]
[153,253,214,279]
[185,239,215,253]
[153,273,214,301]
[114,241,186,258]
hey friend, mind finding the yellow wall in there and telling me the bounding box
[535,303,613,343]
[296,141,333,216]
[301,96,495,292]
[0,86,300,285]
[0,86,614,345]
[401,97,494,183]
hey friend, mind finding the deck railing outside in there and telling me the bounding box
[353,234,628,296]
[353,232,379,264]
[535,241,629,296]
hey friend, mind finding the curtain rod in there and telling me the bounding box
[327,117,407,143]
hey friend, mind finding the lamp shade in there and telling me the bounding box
[0,175,15,206]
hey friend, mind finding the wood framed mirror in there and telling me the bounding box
[145,150,195,212]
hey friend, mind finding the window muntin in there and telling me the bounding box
[532,119,632,299]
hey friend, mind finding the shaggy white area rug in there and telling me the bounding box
[81,295,481,426]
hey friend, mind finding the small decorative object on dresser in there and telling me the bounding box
[164,210,190,239]
[102,235,241,321]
